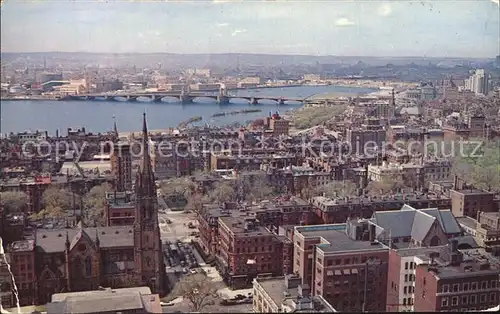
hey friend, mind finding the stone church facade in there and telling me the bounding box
[6,114,166,306]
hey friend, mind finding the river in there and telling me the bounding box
[0,85,376,134]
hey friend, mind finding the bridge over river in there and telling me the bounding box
[61,91,308,105]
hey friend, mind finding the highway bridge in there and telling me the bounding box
[60,91,307,105]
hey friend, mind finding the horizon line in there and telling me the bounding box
[0,51,497,60]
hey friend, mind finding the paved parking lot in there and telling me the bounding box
[158,209,198,242]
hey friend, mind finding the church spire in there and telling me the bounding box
[140,111,152,175]
[113,117,119,138]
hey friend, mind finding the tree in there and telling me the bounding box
[291,105,347,129]
[82,183,113,226]
[207,181,237,204]
[452,140,500,193]
[171,273,218,312]
[42,187,74,213]
[0,191,28,214]
[313,180,358,198]
[237,175,275,202]
[161,177,196,207]
[366,178,406,196]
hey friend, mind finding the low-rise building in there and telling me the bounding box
[450,189,498,219]
[46,286,161,313]
[414,245,500,312]
[310,194,452,224]
[457,212,500,256]
[253,274,336,313]
[216,216,291,289]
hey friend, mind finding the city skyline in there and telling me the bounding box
[1,0,499,58]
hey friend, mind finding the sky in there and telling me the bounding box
[0,0,499,58]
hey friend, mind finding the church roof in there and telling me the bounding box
[36,226,134,253]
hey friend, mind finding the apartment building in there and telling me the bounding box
[450,189,498,219]
[387,246,448,312]
[414,245,500,312]
[104,191,135,227]
[457,212,500,256]
[310,194,452,225]
[253,274,336,313]
[110,141,132,192]
[217,216,291,289]
[293,222,390,312]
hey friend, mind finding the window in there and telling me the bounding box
[409,274,414,282]
[471,282,478,290]
[335,259,341,265]
[481,281,487,289]
[470,295,477,304]
[463,282,469,291]
[490,293,497,302]
[410,262,415,269]
[461,295,468,305]
[404,286,407,294]
[452,296,459,306]
[344,258,350,264]
[480,294,487,303]
[405,262,409,270]
[441,297,449,307]
[453,284,460,292]
[85,256,92,277]
[491,280,497,289]
[442,284,449,293]
[403,298,407,306]
[405,274,408,282]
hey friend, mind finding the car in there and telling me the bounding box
[165,219,172,224]
[190,269,197,274]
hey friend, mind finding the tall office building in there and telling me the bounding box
[465,69,490,96]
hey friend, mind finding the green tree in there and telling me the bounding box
[42,187,74,212]
[0,191,28,214]
[82,182,113,226]
[452,139,500,193]
[366,178,406,196]
[291,105,347,129]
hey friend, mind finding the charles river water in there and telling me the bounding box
[0,85,376,134]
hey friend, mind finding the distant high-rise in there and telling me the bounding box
[495,55,500,69]
[465,69,490,96]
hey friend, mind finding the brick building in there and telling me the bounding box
[414,245,500,312]
[110,141,132,192]
[216,216,291,289]
[457,211,500,256]
[450,189,498,219]
[310,194,452,224]
[293,222,390,312]
[197,197,313,259]
[252,274,337,313]
[6,114,166,306]
[104,191,135,226]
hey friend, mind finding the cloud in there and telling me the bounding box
[378,3,392,16]
[216,22,229,27]
[491,0,499,5]
[335,18,355,27]
[231,28,246,36]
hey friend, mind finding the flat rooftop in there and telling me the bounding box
[255,277,335,313]
[219,216,271,236]
[294,224,387,254]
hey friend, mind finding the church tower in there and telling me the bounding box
[133,113,165,295]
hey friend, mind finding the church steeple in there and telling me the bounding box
[135,112,156,221]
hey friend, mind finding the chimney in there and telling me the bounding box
[450,239,458,253]
[369,223,376,242]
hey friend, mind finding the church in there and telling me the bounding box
[6,114,166,306]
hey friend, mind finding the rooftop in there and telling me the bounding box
[294,224,387,254]
[255,276,336,313]
[219,216,271,236]
[47,286,161,314]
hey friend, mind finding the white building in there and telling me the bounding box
[465,69,490,96]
